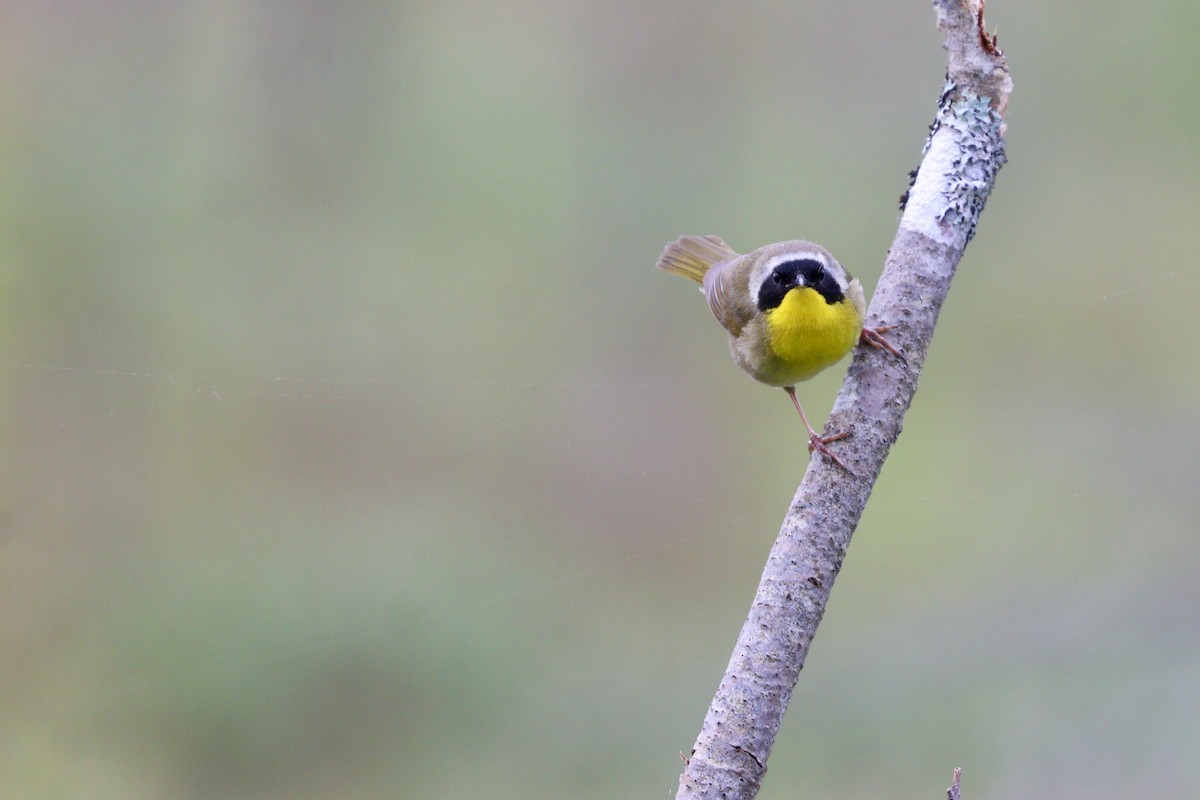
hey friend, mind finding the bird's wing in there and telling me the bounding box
[846,278,866,320]
[702,257,753,336]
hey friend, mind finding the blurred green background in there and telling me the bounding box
[3,2,1198,798]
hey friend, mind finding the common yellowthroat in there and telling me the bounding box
[657,235,899,469]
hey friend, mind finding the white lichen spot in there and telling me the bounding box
[901,89,1006,249]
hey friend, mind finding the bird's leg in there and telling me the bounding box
[785,386,851,473]
[860,325,904,363]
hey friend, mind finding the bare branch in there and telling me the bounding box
[674,2,1010,798]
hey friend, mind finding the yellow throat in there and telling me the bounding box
[765,287,861,381]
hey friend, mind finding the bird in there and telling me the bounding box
[656,234,900,470]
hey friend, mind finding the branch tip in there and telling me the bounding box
[947,767,962,800]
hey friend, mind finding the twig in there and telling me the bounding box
[948,767,963,800]
[673,2,1010,798]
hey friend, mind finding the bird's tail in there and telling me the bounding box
[656,235,739,283]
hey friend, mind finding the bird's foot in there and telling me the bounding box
[786,385,857,475]
[808,430,854,475]
[860,325,905,364]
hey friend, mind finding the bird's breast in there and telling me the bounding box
[759,287,862,383]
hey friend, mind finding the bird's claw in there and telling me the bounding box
[860,325,905,365]
[808,431,855,475]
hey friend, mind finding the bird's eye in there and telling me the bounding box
[772,271,785,285]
